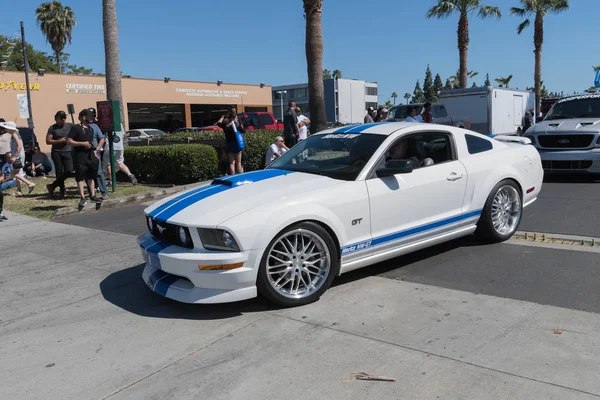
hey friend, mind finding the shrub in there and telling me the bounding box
[125,129,282,184]
[124,144,219,185]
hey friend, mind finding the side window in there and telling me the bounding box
[259,114,273,127]
[465,134,493,154]
[128,131,140,137]
[434,105,448,118]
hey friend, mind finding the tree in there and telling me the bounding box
[494,74,513,87]
[594,65,600,72]
[1,34,58,72]
[412,80,425,103]
[333,69,342,79]
[304,0,327,132]
[423,65,436,102]
[391,92,398,105]
[511,0,570,117]
[427,1,501,88]
[35,1,76,74]
[384,99,393,109]
[527,80,549,98]
[484,73,491,86]
[449,69,478,88]
[444,78,453,90]
[472,82,478,87]
[404,93,411,104]
[103,0,126,127]
[322,69,332,79]
[433,73,444,100]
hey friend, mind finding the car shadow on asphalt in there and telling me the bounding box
[100,236,486,320]
[99,264,278,320]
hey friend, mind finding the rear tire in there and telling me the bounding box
[256,222,339,307]
[476,180,523,243]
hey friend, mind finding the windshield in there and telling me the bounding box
[267,133,386,181]
[145,130,165,136]
[544,94,600,120]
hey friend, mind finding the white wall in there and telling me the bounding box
[337,79,370,124]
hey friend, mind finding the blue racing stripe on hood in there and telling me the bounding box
[345,123,380,133]
[150,169,293,223]
[333,124,361,133]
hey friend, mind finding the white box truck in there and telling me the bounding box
[438,87,535,137]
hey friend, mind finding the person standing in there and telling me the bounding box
[46,111,73,199]
[295,106,311,142]
[283,101,300,148]
[104,123,138,186]
[87,108,109,199]
[405,107,419,123]
[414,105,424,122]
[364,107,375,123]
[67,109,103,211]
[217,113,244,175]
[421,103,433,123]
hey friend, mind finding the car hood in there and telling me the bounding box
[528,118,600,134]
[144,169,344,226]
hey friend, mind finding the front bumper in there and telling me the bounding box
[137,232,261,304]
[537,148,600,173]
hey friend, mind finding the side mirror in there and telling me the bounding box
[376,159,413,177]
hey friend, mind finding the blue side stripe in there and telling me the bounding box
[148,269,168,289]
[150,169,292,223]
[345,123,380,133]
[341,210,482,255]
[145,241,171,255]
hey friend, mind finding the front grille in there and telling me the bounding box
[149,219,193,249]
[538,134,594,148]
[542,160,593,170]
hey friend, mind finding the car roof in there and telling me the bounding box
[314,121,445,136]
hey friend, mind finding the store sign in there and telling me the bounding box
[66,83,105,94]
[0,81,40,91]
[176,88,248,98]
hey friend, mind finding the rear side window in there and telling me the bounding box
[465,134,493,154]
[259,114,273,126]
[433,105,448,118]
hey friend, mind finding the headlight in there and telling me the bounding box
[525,135,536,145]
[146,216,153,232]
[177,226,192,247]
[198,229,241,252]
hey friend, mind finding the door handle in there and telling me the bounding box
[447,172,463,181]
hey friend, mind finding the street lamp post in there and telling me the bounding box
[20,21,34,129]
[276,90,287,121]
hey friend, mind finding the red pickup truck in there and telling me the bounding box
[198,112,283,131]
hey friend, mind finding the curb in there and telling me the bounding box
[50,180,211,220]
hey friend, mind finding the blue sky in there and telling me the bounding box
[3,0,598,104]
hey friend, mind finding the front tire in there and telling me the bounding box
[476,180,523,243]
[256,222,339,307]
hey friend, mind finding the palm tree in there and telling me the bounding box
[391,92,398,105]
[494,75,514,88]
[35,1,76,74]
[427,1,501,88]
[304,0,327,132]
[449,69,478,88]
[594,66,600,72]
[322,69,332,79]
[404,93,411,104]
[510,0,569,117]
[333,69,342,79]
[103,0,126,128]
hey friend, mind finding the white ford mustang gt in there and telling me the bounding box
[138,122,543,306]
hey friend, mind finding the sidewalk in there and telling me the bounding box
[1,213,599,399]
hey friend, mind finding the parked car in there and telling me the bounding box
[388,103,471,129]
[524,92,600,173]
[138,122,542,306]
[438,87,535,136]
[171,127,203,134]
[127,129,166,142]
[196,112,284,132]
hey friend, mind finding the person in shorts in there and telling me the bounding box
[67,109,103,210]
[103,123,137,185]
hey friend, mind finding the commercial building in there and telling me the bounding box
[0,70,273,152]
[272,78,378,124]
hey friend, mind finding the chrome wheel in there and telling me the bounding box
[266,229,331,299]
[491,185,521,236]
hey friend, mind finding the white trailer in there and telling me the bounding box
[438,87,535,136]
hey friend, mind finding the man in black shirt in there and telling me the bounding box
[46,110,73,199]
[283,101,300,148]
[67,109,103,211]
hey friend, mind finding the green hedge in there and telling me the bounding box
[124,129,281,184]
[124,144,219,185]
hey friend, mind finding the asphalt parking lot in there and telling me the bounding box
[3,175,599,399]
